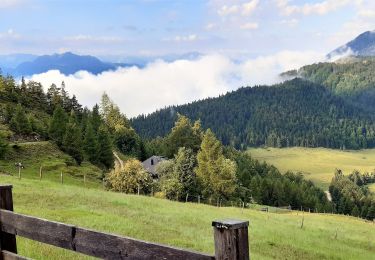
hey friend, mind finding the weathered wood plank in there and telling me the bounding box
[0,210,213,260]
[0,185,17,254]
[74,227,213,260]
[1,250,29,260]
[0,210,74,250]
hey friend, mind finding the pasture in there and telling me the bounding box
[248,147,375,189]
[0,175,373,260]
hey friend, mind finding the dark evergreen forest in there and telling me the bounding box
[132,78,375,150]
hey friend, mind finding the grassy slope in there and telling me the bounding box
[1,143,374,259]
[248,147,375,190]
[0,141,103,188]
[369,183,375,193]
[0,175,374,260]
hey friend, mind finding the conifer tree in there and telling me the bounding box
[63,111,84,165]
[10,104,32,135]
[83,121,99,164]
[98,126,114,169]
[91,104,102,133]
[49,105,67,146]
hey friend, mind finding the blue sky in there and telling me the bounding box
[2,0,375,116]
[1,0,372,59]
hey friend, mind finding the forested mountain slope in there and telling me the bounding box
[132,79,375,150]
[281,57,375,112]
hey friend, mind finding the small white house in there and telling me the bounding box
[142,156,167,178]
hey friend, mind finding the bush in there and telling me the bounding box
[106,159,152,194]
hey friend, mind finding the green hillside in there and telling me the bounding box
[132,79,375,150]
[282,57,375,96]
[1,175,374,260]
[248,147,375,189]
[0,141,103,188]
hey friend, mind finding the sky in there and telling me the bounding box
[2,0,375,117]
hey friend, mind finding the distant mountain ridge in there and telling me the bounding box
[0,52,135,77]
[327,30,375,59]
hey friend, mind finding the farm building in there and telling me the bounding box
[142,155,167,178]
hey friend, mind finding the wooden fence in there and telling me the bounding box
[0,185,250,260]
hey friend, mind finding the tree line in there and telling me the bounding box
[0,73,145,168]
[108,114,332,212]
[329,169,375,220]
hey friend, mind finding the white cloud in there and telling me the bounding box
[29,51,323,117]
[63,35,125,44]
[240,22,259,30]
[242,0,259,16]
[276,0,351,16]
[163,34,198,42]
[280,18,299,27]
[218,4,239,16]
[358,10,375,18]
[217,0,259,16]
[205,23,216,30]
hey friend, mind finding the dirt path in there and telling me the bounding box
[325,191,332,202]
[113,151,124,171]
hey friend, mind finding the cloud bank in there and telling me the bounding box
[29,51,324,118]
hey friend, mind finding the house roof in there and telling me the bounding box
[142,156,167,177]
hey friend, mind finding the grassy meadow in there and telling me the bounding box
[369,183,375,193]
[0,174,373,260]
[0,141,103,189]
[248,147,375,189]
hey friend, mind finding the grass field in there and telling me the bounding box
[0,175,374,260]
[248,147,375,190]
[369,183,375,193]
[0,141,103,189]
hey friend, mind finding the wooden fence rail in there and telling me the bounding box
[0,185,250,260]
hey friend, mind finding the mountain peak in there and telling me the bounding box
[327,30,375,59]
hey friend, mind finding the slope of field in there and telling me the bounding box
[0,175,374,260]
[248,147,375,189]
[0,141,103,188]
[370,183,375,193]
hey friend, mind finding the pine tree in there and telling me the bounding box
[83,121,99,164]
[27,81,47,111]
[98,126,114,169]
[60,81,71,111]
[91,104,102,133]
[62,111,84,165]
[46,84,61,113]
[10,104,32,135]
[49,105,68,146]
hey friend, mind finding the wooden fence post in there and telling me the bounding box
[0,185,17,253]
[212,219,249,260]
